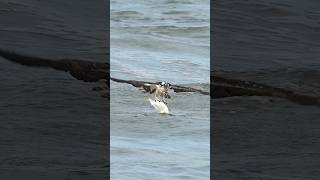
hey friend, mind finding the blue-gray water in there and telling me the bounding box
[111,0,210,84]
[110,0,210,179]
[1,0,320,179]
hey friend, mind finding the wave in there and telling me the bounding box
[213,0,320,72]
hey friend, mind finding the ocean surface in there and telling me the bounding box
[1,0,319,179]
[213,0,320,179]
[110,0,210,179]
[0,0,108,179]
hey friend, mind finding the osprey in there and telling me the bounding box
[1,48,319,107]
[141,81,172,114]
[142,81,171,102]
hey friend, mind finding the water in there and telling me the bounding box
[212,0,320,112]
[212,0,320,106]
[110,0,210,179]
[111,0,210,84]
[213,0,320,179]
[213,0,320,74]
[0,0,108,179]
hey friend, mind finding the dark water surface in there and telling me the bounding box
[213,0,320,179]
[0,0,108,179]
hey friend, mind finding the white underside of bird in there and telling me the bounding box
[141,82,171,114]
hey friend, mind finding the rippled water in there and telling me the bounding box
[213,0,320,78]
[110,0,210,179]
[213,0,320,179]
[111,0,210,84]
[213,0,320,103]
[0,0,108,179]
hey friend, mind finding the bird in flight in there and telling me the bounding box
[140,81,172,113]
[1,48,319,108]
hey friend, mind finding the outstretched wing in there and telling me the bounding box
[0,48,109,82]
[1,48,319,106]
[110,77,209,96]
[0,49,209,95]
